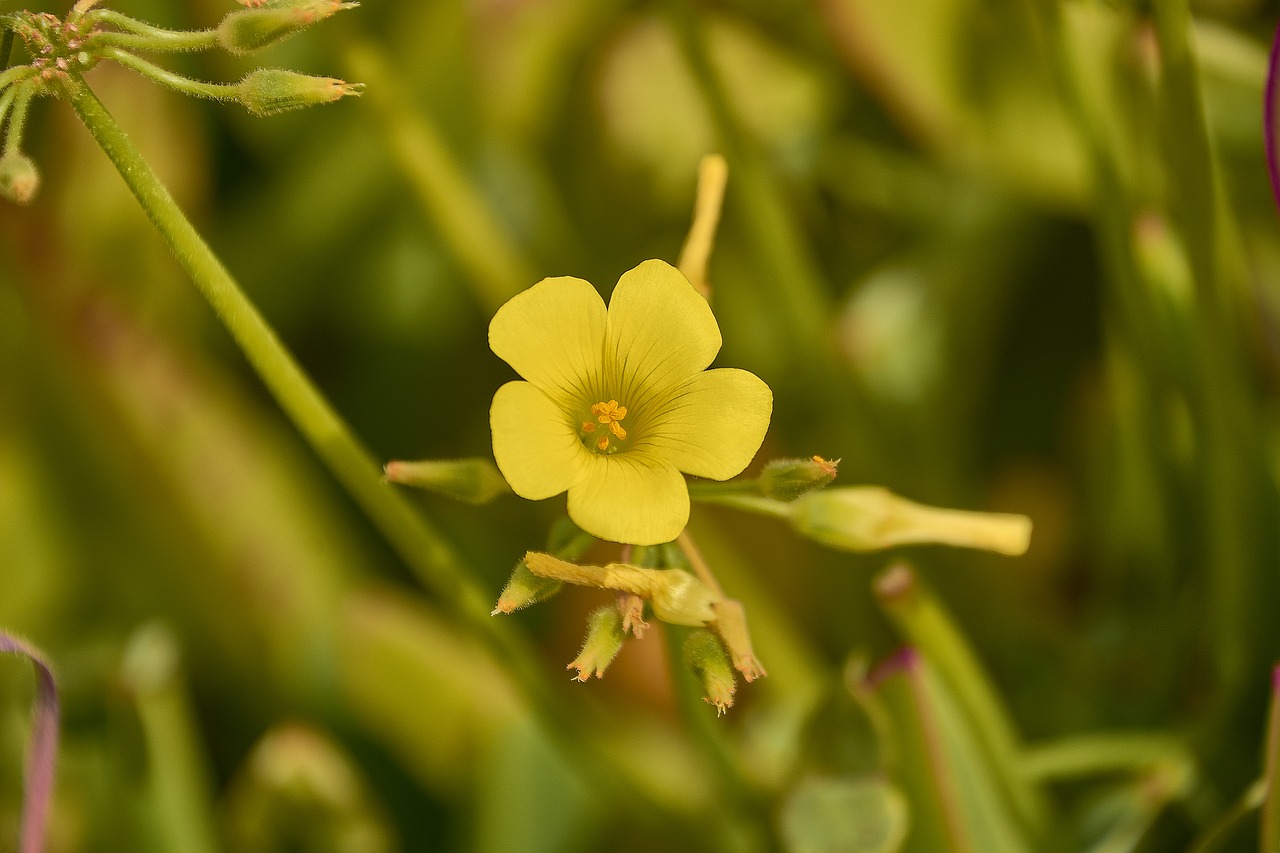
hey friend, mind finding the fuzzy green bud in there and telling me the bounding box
[759,455,839,501]
[0,153,40,205]
[237,69,364,116]
[383,458,510,504]
[491,560,562,615]
[567,606,625,681]
[218,1,357,55]
[789,486,1032,556]
[683,630,736,715]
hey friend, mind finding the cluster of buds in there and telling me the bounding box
[0,0,362,204]
[495,541,766,714]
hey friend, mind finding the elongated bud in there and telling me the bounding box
[759,455,839,501]
[789,486,1032,556]
[384,458,510,504]
[237,69,364,116]
[492,560,562,615]
[567,606,625,681]
[219,1,357,54]
[0,152,40,205]
[683,630,736,714]
[524,552,717,626]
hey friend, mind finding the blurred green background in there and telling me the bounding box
[3,0,1280,849]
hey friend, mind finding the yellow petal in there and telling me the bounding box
[604,260,722,401]
[566,454,690,545]
[490,381,589,500]
[640,368,772,480]
[489,276,607,407]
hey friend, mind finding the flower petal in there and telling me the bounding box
[567,454,690,545]
[491,381,589,500]
[640,368,772,480]
[604,260,722,402]
[489,276,607,406]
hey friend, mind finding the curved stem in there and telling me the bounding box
[100,47,238,101]
[3,81,35,155]
[86,9,218,51]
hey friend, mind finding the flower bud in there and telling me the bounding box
[0,152,40,205]
[683,630,736,714]
[218,1,357,55]
[567,606,625,681]
[640,569,717,627]
[237,69,364,116]
[383,458,510,504]
[491,560,561,615]
[759,455,839,501]
[789,487,1032,556]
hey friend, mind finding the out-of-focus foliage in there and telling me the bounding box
[3,0,1280,850]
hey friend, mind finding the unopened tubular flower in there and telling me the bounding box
[489,260,772,545]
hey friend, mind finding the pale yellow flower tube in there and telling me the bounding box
[788,487,1032,556]
[524,552,717,626]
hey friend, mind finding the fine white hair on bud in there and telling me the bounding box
[236,69,363,116]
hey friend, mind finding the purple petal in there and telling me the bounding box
[1266,21,1280,210]
[0,632,59,853]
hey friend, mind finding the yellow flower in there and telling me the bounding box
[489,260,773,545]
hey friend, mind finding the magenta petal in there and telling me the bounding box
[1266,21,1280,211]
[0,632,59,853]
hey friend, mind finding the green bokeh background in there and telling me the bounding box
[3,0,1280,849]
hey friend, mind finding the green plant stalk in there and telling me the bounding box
[84,10,218,53]
[1261,667,1280,852]
[1020,733,1189,782]
[343,41,533,314]
[59,73,718,842]
[874,565,1049,836]
[61,74,484,618]
[662,623,774,851]
[101,48,239,101]
[1150,0,1260,708]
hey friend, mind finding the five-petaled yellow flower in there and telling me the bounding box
[489,260,773,545]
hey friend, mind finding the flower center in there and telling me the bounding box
[579,399,629,455]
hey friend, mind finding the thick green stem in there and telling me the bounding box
[62,73,484,618]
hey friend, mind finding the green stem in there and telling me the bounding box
[101,47,238,101]
[0,65,36,91]
[3,81,34,154]
[343,41,534,314]
[85,10,219,52]
[690,491,791,520]
[686,479,761,499]
[61,74,483,617]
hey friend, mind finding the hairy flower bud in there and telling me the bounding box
[683,630,736,714]
[218,1,357,55]
[567,606,625,681]
[237,69,363,116]
[492,560,562,615]
[759,455,839,501]
[0,153,40,205]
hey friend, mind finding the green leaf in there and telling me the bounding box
[780,775,908,853]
